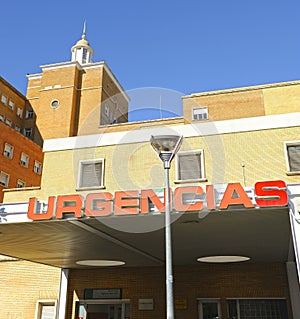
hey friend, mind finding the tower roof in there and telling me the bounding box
[71,23,94,64]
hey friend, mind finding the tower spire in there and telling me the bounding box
[71,22,94,65]
[82,20,86,38]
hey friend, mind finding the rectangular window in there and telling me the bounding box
[20,152,29,167]
[34,160,42,174]
[24,127,32,137]
[17,107,23,118]
[5,119,12,127]
[105,104,110,117]
[0,114,4,122]
[175,150,205,182]
[193,107,208,121]
[15,124,21,132]
[1,95,7,105]
[77,159,105,189]
[0,171,9,187]
[227,298,288,319]
[3,143,13,159]
[17,180,26,188]
[8,100,14,110]
[285,141,300,174]
[35,300,57,319]
[26,110,34,118]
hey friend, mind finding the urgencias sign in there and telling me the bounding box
[27,180,288,221]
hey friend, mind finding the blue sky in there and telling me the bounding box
[1,0,299,121]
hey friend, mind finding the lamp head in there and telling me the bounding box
[150,135,183,168]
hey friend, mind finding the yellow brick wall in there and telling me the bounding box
[66,263,291,319]
[263,84,300,115]
[0,259,60,318]
[3,125,300,204]
[183,89,265,123]
[27,66,80,140]
[183,81,300,124]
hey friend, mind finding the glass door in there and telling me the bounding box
[198,299,221,319]
[76,300,130,319]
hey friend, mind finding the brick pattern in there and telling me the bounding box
[66,263,291,319]
[0,260,60,319]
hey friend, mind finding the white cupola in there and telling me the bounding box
[71,22,94,64]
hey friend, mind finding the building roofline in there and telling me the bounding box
[43,112,300,152]
[26,61,130,102]
[183,80,300,99]
[0,76,27,100]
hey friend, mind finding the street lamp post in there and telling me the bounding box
[150,135,183,319]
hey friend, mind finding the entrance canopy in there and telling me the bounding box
[0,205,292,268]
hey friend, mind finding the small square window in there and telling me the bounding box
[35,300,57,319]
[192,107,208,121]
[77,159,105,189]
[3,143,13,159]
[1,95,8,105]
[34,160,42,174]
[5,119,12,127]
[285,141,300,174]
[24,127,32,137]
[17,180,26,188]
[0,171,9,187]
[17,107,23,118]
[8,100,14,110]
[26,110,34,119]
[175,150,206,182]
[20,152,29,167]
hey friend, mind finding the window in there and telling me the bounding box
[5,119,12,127]
[1,95,7,105]
[82,48,88,63]
[20,152,29,167]
[15,124,21,132]
[193,107,208,121]
[17,107,23,118]
[77,159,105,189]
[105,104,110,117]
[0,114,4,122]
[50,100,59,108]
[26,110,34,119]
[285,141,300,174]
[17,180,25,188]
[24,127,32,137]
[35,300,57,319]
[175,150,206,182]
[8,100,14,110]
[227,298,288,319]
[0,171,9,187]
[34,160,42,174]
[3,143,13,159]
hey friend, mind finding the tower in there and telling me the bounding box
[71,22,94,65]
[26,29,129,140]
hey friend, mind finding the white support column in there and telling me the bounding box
[286,261,300,319]
[57,268,69,319]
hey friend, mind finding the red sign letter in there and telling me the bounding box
[255,180,288,207]
[28,196,55,221]
[219,183,254,209]
[114,191,139,215]
[85,192,113,217]
[56,195,83,219]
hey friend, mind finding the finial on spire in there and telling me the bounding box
[82,20,86,39]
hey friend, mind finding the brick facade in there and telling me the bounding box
[67,263,292,319]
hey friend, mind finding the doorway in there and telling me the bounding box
[76,300,130,319]
[198,299,221,319]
